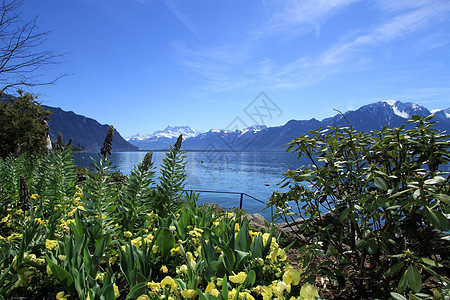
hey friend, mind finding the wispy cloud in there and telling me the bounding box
[318,1,450,66]
[259,0,360,38]
[173,0,450,95]
[162,0,199,38]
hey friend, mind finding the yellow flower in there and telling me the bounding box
[45,239,59,250]
[229,271,247,284]
[147,281,161,291]
[152,245,159,253]
[124,231,132,238]
[299,283,319,300]
[283,267,301,285]
[234,223,240,232]
[30,194,39,201]
[177,264,188,274]
[58,255,66,262]
[205,281,216,294]
[210,289,220,297]
[181,289,197,299]
[170,246,180,256]
[160,276,177,292]
[145,234,154,244]
[55,291,69,299]
[270,248,287,262]
[1,215,9,223]
[228,288,237,300]
[186,251,195,262]
[189,227,203,237]
[113,283,120,298]
[137,295,150,300]
[109,255,119,265]
[95,272,105,282]
[160,265,168,273]
[131,237,142,247]
[225,212,235,219]
[241,292,255,300]
[216,277,223,287]
[275,281,291,295]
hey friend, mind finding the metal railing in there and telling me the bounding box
[183,189,273,217]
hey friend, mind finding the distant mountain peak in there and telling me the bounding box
[126,125,202,141]
[127,100,449,151]
[378,100,428,119]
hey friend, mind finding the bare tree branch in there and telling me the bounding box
[0,0,66,92]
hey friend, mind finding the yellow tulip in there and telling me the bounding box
[181,289,197,299]
[113,283,120,298]
[161,276,177,292]
[45,239,58,250]
[229,271,247,284]
[160,265,168,273]
[283,267,301,285]
[299,283,319,300]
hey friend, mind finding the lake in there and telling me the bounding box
[73,151,304,220]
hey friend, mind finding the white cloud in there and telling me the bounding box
[163,0,199,38]
[173,0,450,94]
[259,0,360,38]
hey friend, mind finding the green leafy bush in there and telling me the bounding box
[0,130,311,300]
[269,115,450,298]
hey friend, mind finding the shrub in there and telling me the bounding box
[269,115,450,298]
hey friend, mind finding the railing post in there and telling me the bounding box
[239,193,243,210]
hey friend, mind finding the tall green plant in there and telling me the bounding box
[269,115,449,298]
[120,151,156,231]
[154,134,187,217]
[80,125,119,241]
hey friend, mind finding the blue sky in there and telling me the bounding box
[21,0,450,137]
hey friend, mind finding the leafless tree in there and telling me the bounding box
[0,0,65,92]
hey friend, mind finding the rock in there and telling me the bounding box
[243,213,268,232]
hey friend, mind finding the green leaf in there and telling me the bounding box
[425,206,450,231]
[126,282,147,300]
[157,227,175,259]
[46,257,74,291]
[235,221,251,252]
[424,176,446,185]
[435,193,450,204]
[390,292,407,300]
[366,238,378,255]
[407,265,422,293]
[385,261,405,277]
[245,270,256,286]
[101,282,116,300]
[418,257,443,268]
[374,177,388,191]
[398,269,408,293]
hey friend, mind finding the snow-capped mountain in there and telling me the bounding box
[127,101,449,151]
[431,108,450,120]
[126,126,202,150]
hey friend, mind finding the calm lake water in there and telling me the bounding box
[73,151,305,220]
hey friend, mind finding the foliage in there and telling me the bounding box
[0,93,51,158]
[269,115,450,298]
[154,134,187,217]
[0,129,314,299]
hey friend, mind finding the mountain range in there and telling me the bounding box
[126,100,450,151]
[43,105,138,152]
[127,126,203,150]
[1,94,138,152]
